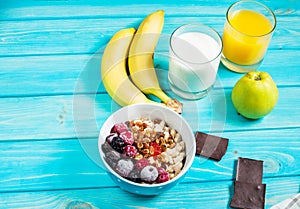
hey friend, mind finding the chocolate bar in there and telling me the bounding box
[230,181,266,209]
[195,131,228,161]
[230,157,266,209]
[236,157,263,184]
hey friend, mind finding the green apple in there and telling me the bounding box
[231,71,278,119]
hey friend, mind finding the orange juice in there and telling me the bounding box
[222,9,274,65]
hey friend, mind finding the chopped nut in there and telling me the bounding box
[169,143,176,149]
[174,133,181,142]
[164,131,170,140]
[164,127,170,132]
[170,129,176,138]
[169,173,175,179]
[148,157,155,164]
[174,162,183,175]
[143,138,151,143]
[132,125,140,132]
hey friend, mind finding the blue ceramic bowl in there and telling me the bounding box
[98,103,196,195]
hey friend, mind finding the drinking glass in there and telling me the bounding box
[221,0,276,73]
[168,24,222,100]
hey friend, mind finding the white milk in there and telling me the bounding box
[169,32,221,95]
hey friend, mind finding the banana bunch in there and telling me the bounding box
[101,10,182,113]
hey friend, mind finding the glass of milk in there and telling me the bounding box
[168,24,222,100]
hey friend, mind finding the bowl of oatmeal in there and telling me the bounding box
[98,103,195,195]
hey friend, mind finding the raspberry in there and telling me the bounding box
[124,145,137,158]
[115,159,134,177]
[106,133,118,144]
[156,167,169,183]
[150,142,161,156]
[111,123,128,134]
[111,136,125,153]
[135,158,150,171]
[119,131,134,145]
[140,165,158,183]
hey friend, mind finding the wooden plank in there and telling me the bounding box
[0,15,299,57]
[0,87,299,141]
[0,128,299,192]
[0,176,299,209]
[0,49,299,97]
[0,0,298,20]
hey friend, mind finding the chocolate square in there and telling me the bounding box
[236,157,263,184]
[230,181,266,209]
[195,131,228,161]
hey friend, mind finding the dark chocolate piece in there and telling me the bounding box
[236,157,263,184]
[230,181,266,209]
[195,131,228,161]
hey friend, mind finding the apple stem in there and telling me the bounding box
[254,75,261,81]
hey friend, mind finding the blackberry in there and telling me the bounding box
[111,136,125,153]
[106,133,118,144]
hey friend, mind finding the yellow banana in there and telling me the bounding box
[128,10,182,114]
[101,28,154,106]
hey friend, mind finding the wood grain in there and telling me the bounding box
[0,129,299,192]
[0,0,299,208]
[0,49,299,97]
[0,176,299,209]
[1,0,299,20]
[0,15,299,57]
[0,87,299,140]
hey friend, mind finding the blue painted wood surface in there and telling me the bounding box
[0,0,299,208]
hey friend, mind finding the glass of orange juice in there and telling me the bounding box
[221,0,276,73]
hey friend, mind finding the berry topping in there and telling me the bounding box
[101,141,113,153]
[119,131,134,145]
[127,169,141,183]
[157,167,169,183]
[111,123,128,134]
[115,159,134,177]
[104,157,117,169]
[106,150,121,161]
[124,145,137,158]
[140,165,158,183]
[106,133,118,144]
[111,136,125,153]
[150,142,162,156]
[135,158,150,171]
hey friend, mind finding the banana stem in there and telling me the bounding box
[151,88,183,114]
[151,88,171,103]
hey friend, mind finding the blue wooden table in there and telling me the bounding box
[1,0,299,208]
